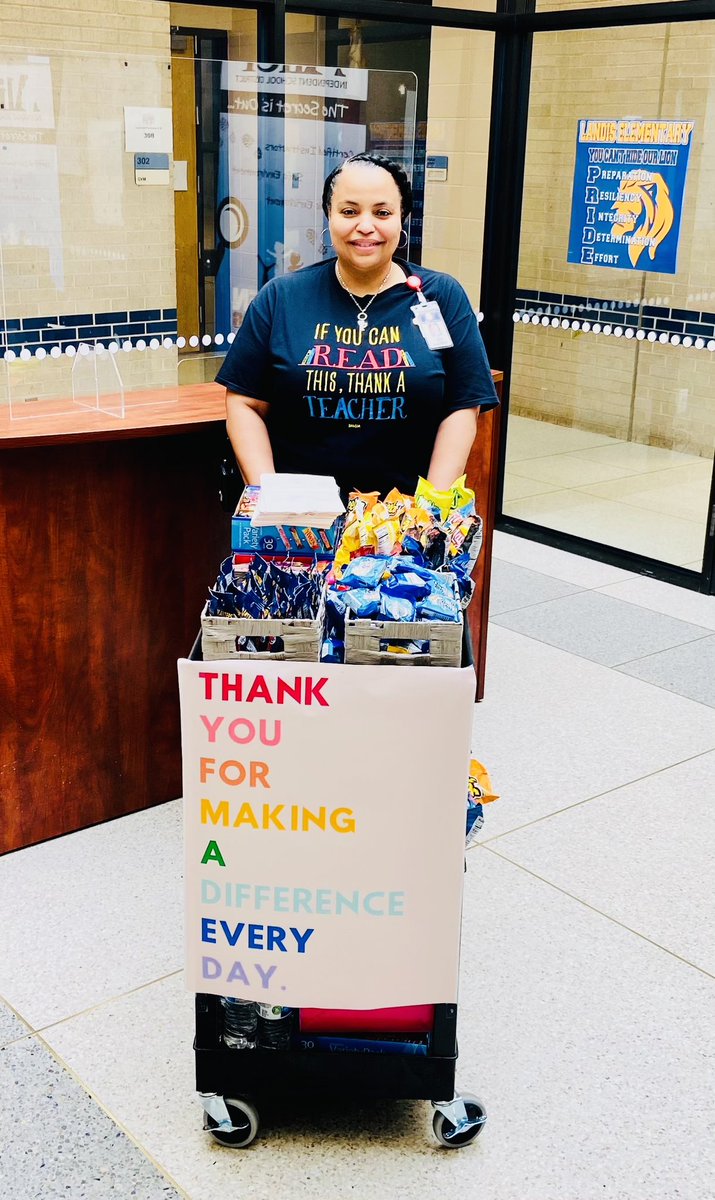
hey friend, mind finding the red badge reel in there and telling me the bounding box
[405,274,428,309]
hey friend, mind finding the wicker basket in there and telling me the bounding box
[200,597,323,662]
[344,578,463,667]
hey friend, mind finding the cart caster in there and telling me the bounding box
[200,1093,260,1148]
[431,1093,487,1148]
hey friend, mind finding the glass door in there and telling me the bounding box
[505,19,715,582]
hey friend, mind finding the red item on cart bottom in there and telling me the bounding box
[299,1005,435,1034]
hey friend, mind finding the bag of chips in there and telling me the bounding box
[465,759,499,847]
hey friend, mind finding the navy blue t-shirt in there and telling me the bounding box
[215,258,499,497]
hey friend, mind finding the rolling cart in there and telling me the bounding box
[188,631,487,1150]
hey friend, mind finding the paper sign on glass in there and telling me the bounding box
[567,117,694,274]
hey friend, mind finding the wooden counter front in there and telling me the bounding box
[0,386,230,854]
[465,374,503,703]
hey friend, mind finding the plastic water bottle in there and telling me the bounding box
[221,996,257,1049]
[256,1004,294,1050]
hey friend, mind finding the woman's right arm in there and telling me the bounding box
[225,391,275,486]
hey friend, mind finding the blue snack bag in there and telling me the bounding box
[340,556,392,589]
[384,572,431,601]
[465,800,484,845]
[342,588,382,618]
[418,583,460,622]
[237,588,268,620]
[380,593,416,621]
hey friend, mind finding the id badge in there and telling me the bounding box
[411,299,454,350]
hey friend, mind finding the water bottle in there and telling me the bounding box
[221,996,257,1049]
[256,1004,294,1050]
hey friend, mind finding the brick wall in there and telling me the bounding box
[0,0,176,404]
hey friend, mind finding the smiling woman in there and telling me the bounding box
[327,154,406,295]
[216,153,499,498]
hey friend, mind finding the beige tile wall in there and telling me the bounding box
[511,324,637,438]
[0,0,176,404]
[422,13,496,308]
[512,12,715,457]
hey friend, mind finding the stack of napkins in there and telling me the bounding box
[251,473,345,529]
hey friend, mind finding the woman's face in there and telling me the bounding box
[328,163,403,278]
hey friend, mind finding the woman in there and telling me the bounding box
[216,153,499,498]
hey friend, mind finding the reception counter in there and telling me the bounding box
[0,387,230,853]
[0,374,501,853]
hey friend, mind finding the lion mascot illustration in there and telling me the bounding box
[611,172,675,268]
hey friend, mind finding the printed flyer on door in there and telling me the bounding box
[567,118,694,274]
[179,659,474,1009]
[215,63,368,333]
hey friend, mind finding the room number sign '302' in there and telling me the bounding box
[134,152,171,187]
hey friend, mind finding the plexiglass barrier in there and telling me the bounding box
[0,49,416,421]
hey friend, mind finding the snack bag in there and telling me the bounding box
[466,759,499,848]
[374,517,401,556]
[348,490,380,519]
[468,759,499,805]
[341,587,382,618]
[356,516,377,551]
[333,543,352,578]
[384,487,412,518]
[417,585,460,622]
[369,501,390,525]
[379,593,415,621]
[340,556,392,589]
[415,476,453,523]
[384,571,431,602]
[420,525,448,570]
[333,515,363,577]
[451,474,476,517]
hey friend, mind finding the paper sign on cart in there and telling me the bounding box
[179,660,474,1010]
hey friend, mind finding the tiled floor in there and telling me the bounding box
[2,534,715,1200]
[502,414,714,568]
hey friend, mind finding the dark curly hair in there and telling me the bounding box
[321,153,413,221]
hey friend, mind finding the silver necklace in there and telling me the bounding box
[336,264,393,332]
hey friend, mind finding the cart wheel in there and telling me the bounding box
[432,1094,487,1148]
[206,1097,260,1148]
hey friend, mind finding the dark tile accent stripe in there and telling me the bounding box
[1,308,179,353]
[515,288,715,342]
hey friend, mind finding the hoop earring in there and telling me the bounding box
[398,229,408,250]
[320,226,333,254]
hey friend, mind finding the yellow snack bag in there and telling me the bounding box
[465,758,497,847]
[373,517,401,556]
[333,543,352,578]
[348,490,380,519]
[404,506,433,532]
[468,759,499,804]
[451,474,476,517]
[415,476,453,523]
[340,517,362,551]
[370,501,391,526]
[356,517,377,550]
[384,487,412,518]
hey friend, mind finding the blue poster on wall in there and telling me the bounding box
[567,119,694,274]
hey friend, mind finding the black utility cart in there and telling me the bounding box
[188,631,487,1150]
